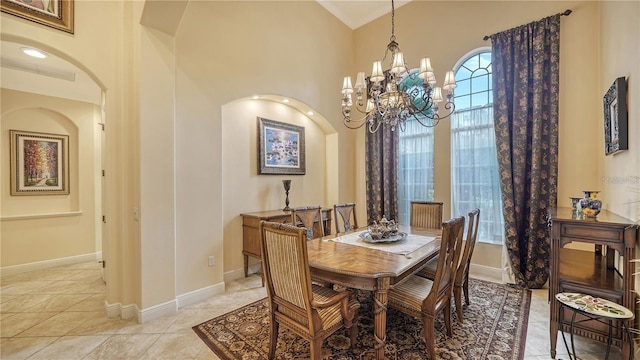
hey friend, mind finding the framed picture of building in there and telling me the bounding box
[10,130,70,195]
[258,117,305,175]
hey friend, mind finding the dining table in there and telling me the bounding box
[307,225,442,360]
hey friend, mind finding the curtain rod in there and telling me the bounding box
[483,9,572,41]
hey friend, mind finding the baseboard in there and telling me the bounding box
[224,263,261,283]
[176,281,226,309]
[469,263,503,283]
[139,299,177,323]
[1,253,100,276]
[104,300,143,322]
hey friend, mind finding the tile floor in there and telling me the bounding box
[0,261,626,359]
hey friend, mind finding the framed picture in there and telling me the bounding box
[10,130,69,195]
[1,0,74,33]
[603,76,628,155]
[258,117,305,175]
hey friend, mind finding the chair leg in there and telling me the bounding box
[422,314,436,359]
[444,300,453,337]
[348,315,359,348]
[268,317,278,359]
[454,285,463,323]
[463,277,470,305]
[310,338,323,360]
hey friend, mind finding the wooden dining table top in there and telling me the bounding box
[306,225,442,360]
[307,225,442,290]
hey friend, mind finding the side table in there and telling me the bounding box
[555,292,635,360]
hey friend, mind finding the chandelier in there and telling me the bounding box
[340,0,456,133]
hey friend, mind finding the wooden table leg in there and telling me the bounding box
[373,278,390,360]
[243,254,248,278]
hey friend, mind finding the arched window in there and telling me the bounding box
[397,70,435,225]
[450,49,504,244]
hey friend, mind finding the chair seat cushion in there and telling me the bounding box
[388,275,434,313]
[312,284,360,330]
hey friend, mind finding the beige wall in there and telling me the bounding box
[1,89,99,267]
[598,1,640,294]
[353,1,601,269]
[599,1,640,222]
[1,0,142,314]
[172,1,355,295]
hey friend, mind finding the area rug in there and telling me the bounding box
[193,278,531,359]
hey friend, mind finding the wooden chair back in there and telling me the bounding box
[291,206,325,240]
[334,202,358,233]
[386,215,465,359]
[260,221,314,319]
[456,208,480,287]
[259,221,360,359]
[410,201,444,229]
[428,215,465,305]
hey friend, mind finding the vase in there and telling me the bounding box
[578,191,602,218]
[569,197,582,210]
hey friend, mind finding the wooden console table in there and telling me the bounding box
[549,207,638,359]
[240,209,332,277]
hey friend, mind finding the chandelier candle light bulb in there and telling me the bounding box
[341,0,456,133]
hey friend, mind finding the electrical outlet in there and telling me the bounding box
[208,256,215,266]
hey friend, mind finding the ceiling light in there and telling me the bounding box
[282,98,290,103]
[252,95,259,100]
[21,47,48,59]
[340,0,456,133]
[307,111,314,116]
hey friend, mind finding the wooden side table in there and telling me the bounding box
[556,292,635,360]
[240,209,333,278]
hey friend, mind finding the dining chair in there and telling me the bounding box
[410,201,444,229]
[259,221,360,359]
[417,208,480,323]
[334,202,358,233]
[291,206,325,240]
[387,215,465,360]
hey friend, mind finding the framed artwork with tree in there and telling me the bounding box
[10,130,69,195]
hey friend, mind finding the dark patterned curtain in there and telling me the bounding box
[490,14,560,288]
[365,125,399,225]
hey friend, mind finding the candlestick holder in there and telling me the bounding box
[282,180,291,211]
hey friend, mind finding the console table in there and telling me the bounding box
[548,207,638,359]
[240,209,333,277]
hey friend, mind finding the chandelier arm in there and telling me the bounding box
[342,110,370,130]
[368,118,383,133]
[409,112,439,128]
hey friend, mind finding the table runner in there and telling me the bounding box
[327,230,437,255]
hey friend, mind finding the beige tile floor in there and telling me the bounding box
[0,261,627,359]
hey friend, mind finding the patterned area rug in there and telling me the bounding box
[193,278,531,359]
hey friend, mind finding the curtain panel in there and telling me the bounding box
[365,126,399,225]
[490,14,560,288]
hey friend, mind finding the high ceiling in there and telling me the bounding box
[0,1,406,104]
[317,0,411,30]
